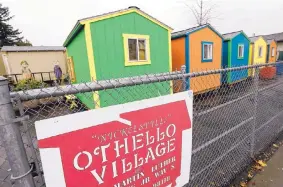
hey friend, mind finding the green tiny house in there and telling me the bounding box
[64,6,173,109]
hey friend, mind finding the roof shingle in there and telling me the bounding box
[171,24,208,38]
[64,6,173,46]
[262,32,283,42]
[79,7,172,30]
[249,36,260,43]
[222,31,242,40]
[266,39,275,44]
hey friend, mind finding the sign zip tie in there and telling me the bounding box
[13,115,29,123]
[10,164,33,180]
[0,115,29,126]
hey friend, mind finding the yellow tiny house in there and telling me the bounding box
[249,36,267,76]
[249,36,267,65]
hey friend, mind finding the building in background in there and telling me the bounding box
[1,46,67,81]
[64,6,173,109]
[249,36,267,76]
[222,31,250,84]
[171,24,223,94]
[266,40,277,63]
[262,32,283,53]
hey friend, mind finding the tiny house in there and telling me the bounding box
[64,6,173,109]
[262,32,283,53]
[222,31,250,84]
[171,24,223,93]
[249,36,267,76]
[266,39,277,63]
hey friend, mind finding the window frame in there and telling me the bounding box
[123,34,151,66]
[271,47,275,57]
[258,46,263,57]
[237,44,244,59]
[201,41,213,62]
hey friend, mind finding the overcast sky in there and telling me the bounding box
[2,0,283,46]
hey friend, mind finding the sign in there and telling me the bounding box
[36,91,193,187]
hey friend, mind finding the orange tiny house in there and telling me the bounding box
[266,40,277,63]
[171,24,223,93]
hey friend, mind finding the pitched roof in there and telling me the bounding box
[171,24,223,39]
[79,7,172,29]
[249,36,260,43]
[267,39,276,45]
[171,25,207,38]
[222,30,250,42]
[1,46,65,52]
[262,32,283,42]
[222,31,242,40]
[64,6,172,46]
[171,25,210,38]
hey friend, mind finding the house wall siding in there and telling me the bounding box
[90,12,170,79]
[66,28,95,109]
[89,12,171,107]
[268,40,277,63]
[222,41,229,68]
[189,27,222,93]
[229,33,249,83]
[253,37,267,64]
[171,37,186,71]
[248,44,254,76]
[222,41,229,82]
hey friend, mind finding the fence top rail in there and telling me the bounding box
[8,61,283,101]
[4,71,54,76]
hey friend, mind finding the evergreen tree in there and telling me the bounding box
[16,39,32,46]
[0,3,24,47]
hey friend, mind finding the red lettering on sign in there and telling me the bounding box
[39,100,191,187]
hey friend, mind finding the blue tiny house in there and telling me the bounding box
[222,31,250,84]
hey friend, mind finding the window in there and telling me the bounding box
[128,39,147,61]
[271,47,275,57]
[202,42,213,62]
[258,46,263,57]
[238,44,244,59]
[123,34,151,66]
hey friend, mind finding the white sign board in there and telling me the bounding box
[36,91,193,187]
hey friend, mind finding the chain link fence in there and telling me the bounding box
[0,62,283,186]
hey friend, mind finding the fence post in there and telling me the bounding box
[15,97,44,185]
[251,67,260,158]
[40,73,44,82]
[181,65,187,91]
[0,76,35,187]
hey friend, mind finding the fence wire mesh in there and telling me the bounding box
[1,62,283,187]
[0,140,11,187]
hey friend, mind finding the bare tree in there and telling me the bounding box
[185,0,218,26]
